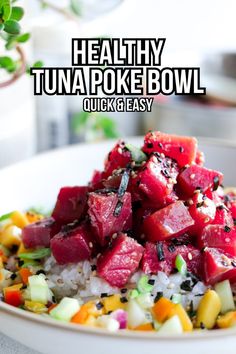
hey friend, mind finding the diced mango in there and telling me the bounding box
[25,212,44,224]
[196,290,221,329]
[134,323,154,331]
[24,300,47,314]
[11,211,29,229]
[217,311,236,329]
[0,225,22,248]
[152,297,175,323]
[103,294,126,313]
[3,283,23,296]
[169,303,193,332]
[71,301,104,324]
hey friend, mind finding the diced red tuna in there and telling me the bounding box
[195,149,205,166]
[224,192,236,219]
[141,242,202,277]
[52,186,88,224]
[89,170,104,191]
[203,247,236,285]
[103,141,131,178]
[22,217,59,249]
[212,207,234,228]
[177,165,223,197]
[189,193,216,236]
[199,225,236,257]
[137,155,179,206]
[205,188,223,205]
[143,201,194,242]
[132,204,157,241]
[97,234,144,288]
[142,131,198,167]
[88,192,132,246]
[50,224,95,265]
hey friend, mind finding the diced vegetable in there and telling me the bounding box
[175,254,187,276]
[103,294,126,313]
[168,304,193,332]
[152,297,175,323]
[28,274,52,304]
[136,293,154,309]
[19,268,32,285]
[11,211,29,228]
[96,315,120,332]
[217,311,236,329]
[196,290,221,329]
[214,280,235,314]
[4,284,23,307]
[127,299,147,329]
[0,225,21,248]
[137,275,154,293]
[24,300,47,313]
[19,248,51,260]
[158,315,183,334]
[50,297,80,322]
[110,309,128,329]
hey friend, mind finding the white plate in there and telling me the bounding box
[0,137,236,354]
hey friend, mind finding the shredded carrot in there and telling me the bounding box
[19,268,32,285]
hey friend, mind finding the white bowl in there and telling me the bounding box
[0,137,236,354]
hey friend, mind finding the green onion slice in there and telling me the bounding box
[175,254,187,276]
[19,248,51,260]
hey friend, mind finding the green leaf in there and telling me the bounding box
[70,0,82,16]
[4,19,21,34]
[19,248,51,260]
[125,144,147,164]
[1,1,11,21]
[0,56,16,72]
[96,115,119,139]
[0,211,13,222]
[71,111,90,133]
[16,32,30,43]
[10,6,24,21]
[0,23,4,31]
[32,60,44,68]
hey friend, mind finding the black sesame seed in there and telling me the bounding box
[147,142,153,149]
[224,225,231,233]
[147,279,155,286]
[234,218,236,226]
[154,292,163,303]
[213,176,220,191]
[101,293,108,298]
[167,244,176,253]
[121,288,127,294]
[36,270,46,275]
[179,146,184,153]
[10,273,17,280]
[91,265,97,271]
[18,260,24,267]
[96,302,104,310]
[158,142,163,149]
[200,322,205,330]
[232,261,236,267]
[120,297,128,303]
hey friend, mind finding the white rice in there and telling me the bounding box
[44,256,207,310]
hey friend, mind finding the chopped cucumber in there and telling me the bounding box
[127,299,146,328]
[171,293,182,304]
[136,293,154,309]
[29,274,52,305]
[96,316,120,332]
[215,280,235,314]
[50,297,80,322]
[158,315,183,334]
[137,275,154,293]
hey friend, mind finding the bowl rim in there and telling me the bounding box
[1,136,236,341]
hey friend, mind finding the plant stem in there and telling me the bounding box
[37,0,78,21]
[0,45,26,89]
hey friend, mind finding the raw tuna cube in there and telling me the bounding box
[22,217,59,249]
[97,234,144,287]
[88,192,132,246]
[141,242,170,274]
[199,225,236,257]
[143,201,194,242]
[52,186,88,224]
[224,192,236,219]
[141,242,202,277]
[203,247,236,285]
[142,131,198,167]
[51,224,94,265]
[212,207,234,228]
[177,165,223,197]
[138,155,179,206]
[189,193,216,236]
[195,149,205,166]
[103,141,131,178]
[89,170,104,191]
[132,204,157,241]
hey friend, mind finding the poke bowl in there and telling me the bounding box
[0,133,236,354]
